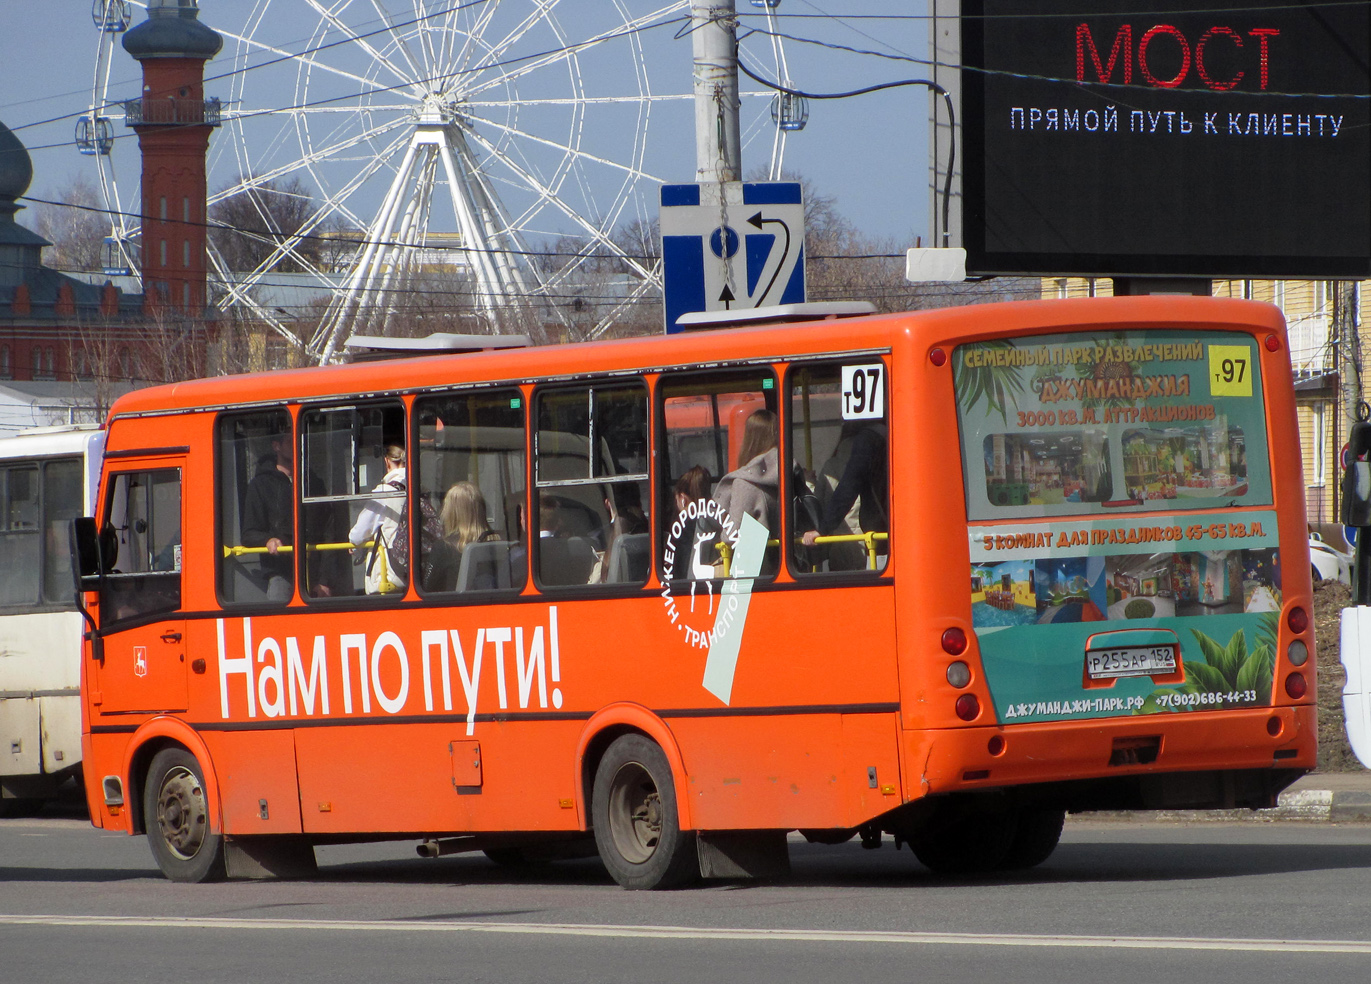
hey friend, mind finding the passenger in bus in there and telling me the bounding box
[241,429,297,602]
[802,421,889,570]
[712,409,780,539]
[436,480,499,590]
[667,465,712,578]
[349,444,407,594]
[591,483,649,583]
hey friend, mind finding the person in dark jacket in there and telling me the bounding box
[801,421,888,570]
[241,431,296,601]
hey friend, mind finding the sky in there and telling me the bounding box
[0,1,934,252]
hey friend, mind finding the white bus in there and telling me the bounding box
[0,425,103,816]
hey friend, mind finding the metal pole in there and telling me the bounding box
[692,1,741,183]
[1341,281,1363,427]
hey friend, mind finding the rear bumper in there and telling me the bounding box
[905,704,1315,809]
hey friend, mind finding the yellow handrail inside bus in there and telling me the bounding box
[713,537,781,577]
[222,541,370,558]
[802,532,890,571]
[714,532,890,575]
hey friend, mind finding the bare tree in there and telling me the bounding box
[209,176,326,273]
[32,177,107,273]
[766,170,1038,313]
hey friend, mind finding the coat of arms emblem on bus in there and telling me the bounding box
[660,496,768,705]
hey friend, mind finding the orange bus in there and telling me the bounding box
[73,296,1316,888]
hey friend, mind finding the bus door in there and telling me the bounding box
[93,465,187,715]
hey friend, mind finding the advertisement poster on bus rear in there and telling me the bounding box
[954,330,1283,723]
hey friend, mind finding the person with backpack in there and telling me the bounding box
[349,444,408,594]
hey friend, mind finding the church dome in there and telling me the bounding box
[0,120,33,204]
[122,0,222,60]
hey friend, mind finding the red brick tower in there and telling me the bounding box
[122,0,222,315]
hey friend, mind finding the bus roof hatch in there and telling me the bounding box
[674,301,876,332]
[343,333,532,361]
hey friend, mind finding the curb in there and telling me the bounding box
[1174,788,1371,822]
[1075,789,1371,823]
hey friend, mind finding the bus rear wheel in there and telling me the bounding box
[144,748,225,883]
[908,802,1016,875]
[999,809,1065,870]
[591,735,698,890]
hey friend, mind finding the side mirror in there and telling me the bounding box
[71,517,102,588]
[68,518,105,662]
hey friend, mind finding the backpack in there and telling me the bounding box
[387,480,446,585]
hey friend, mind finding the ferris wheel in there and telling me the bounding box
[82,1,805,358]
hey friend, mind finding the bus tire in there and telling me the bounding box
[999,809,1065,870]
[483,848,535,868]
[143,747,225,883]
[909,805,1016,875]
[591,735,698,890]
[0,797,45,819]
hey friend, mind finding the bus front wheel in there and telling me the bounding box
[144,748,226,883]
[591,735,698,890]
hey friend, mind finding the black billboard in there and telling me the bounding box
[961,1,1370,279]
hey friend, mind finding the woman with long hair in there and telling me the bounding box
[711,410,780,570]
[441,480,494,552]
[431,481,502,591]
[735,408,779,473]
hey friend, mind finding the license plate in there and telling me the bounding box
[1085,644,1177,679]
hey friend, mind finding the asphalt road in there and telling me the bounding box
[3,811,1371,984]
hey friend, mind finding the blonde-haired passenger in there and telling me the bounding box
[439,481,500,589]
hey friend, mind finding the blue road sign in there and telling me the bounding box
[660,181,806,333]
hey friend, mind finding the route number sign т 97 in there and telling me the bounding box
[841,364,885,420]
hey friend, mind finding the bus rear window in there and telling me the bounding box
[956,331,1271,519]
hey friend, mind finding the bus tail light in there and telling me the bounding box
[987,735,1005,756]
[1287,640,1309,667]
[941,627,967,655]
[1287,607,1308,634]
[946,661,971,688]
[955,694,980,721]
[1264,334,1281,352]
[1285,673,1307,699]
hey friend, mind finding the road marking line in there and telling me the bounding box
[2,915,1369,953]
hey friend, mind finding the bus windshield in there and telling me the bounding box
[955,330,1271,520]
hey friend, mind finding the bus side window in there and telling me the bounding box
[658,369,779,581]
[788,361,890,575]
[0,463,40,607]
[301,402,406,600]
[101,469,182,625]
[414,389,527,595]
[42,458,84,606]
[534,383,649,587]
[217,410,295,606]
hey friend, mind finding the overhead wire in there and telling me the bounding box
[14,6,693,154]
